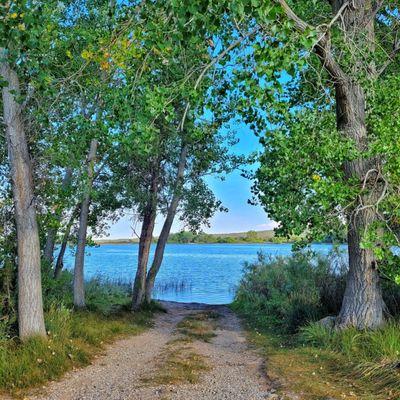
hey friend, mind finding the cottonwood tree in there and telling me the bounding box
[176,0,400,329]
[143,124,240,303]
[33,0,126,307]
[105,1,243,309]
[219,0,400,329]
[0,0,63,339]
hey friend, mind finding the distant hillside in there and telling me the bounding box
[94,229,291,245]
[213,230,276,240]
[167,230,293,244]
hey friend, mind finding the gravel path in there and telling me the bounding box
[26,302,272,400]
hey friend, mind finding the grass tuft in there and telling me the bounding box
[144,345,209,385]
[176,311,219,342]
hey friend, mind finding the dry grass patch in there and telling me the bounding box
[143,311,219,387]
[143,344,209,385]
[176,311,219,342]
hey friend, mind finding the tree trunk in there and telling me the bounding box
[327,1,384,329]
[0,48,46,339]
[54,204,79,279]
[73,139,98,308]
[336,207,384,329]
[145,144,188,302]
[43,168,73,265]
[334,82,384,329]
[131,167,159,311]
[131,208,157,310]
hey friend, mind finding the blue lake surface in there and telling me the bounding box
[63,243,341,304]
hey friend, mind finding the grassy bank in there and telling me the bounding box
[0,271,154,397]
[233,251,400,399]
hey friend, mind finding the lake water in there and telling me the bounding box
[63,243,341,304]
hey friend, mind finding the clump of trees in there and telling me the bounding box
[0,0,242,339]
[179,0,400,329]
[1,0,400,342]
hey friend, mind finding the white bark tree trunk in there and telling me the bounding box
[0,48,46,339]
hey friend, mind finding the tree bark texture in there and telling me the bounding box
[131,167,160,310]
[277,0,385,328]
[330,0,384,328]
[0,48,46,339]
[334,82,384,329]
[73,139,98,308]
[145,144,188,302]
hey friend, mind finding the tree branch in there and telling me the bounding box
[378,30,400,75]
[179,26,260,131]
[366,0,385,26]
[277,0,348,82]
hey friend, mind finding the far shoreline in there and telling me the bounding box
[93,239,334,246]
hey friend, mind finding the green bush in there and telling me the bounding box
[233,250,347,332]
[234,250,400,334]
[85,277,131,314]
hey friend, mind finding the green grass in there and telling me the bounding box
[233,251,400,399]
[299,321,400,397]
[0,296,154,397]
[241,317,395,400]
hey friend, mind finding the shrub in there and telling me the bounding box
[236,250,400,398]
[233,250,347,332]
[85,277,131,315]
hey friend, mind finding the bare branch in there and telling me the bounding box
[364,0,385,27]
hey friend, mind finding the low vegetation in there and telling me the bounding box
[177,311,219,342]
[233,251,400,399]
[167,230,302,244]
[145,345,209,386]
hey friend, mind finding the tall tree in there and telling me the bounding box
[0,48,46,339]
[144,142,188,302]
[215,0,400,329]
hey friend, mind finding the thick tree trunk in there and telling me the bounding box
[131,167,159,310]
[54,205,79,279]
[336,208,384,329]
[334,83,384,329]
[43,168,73,264]
[0,48,46,339]
[73,139,98,308]
[145,144,188,302]
[329,1,384,329]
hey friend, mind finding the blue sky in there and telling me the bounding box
[103,122,277,239]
